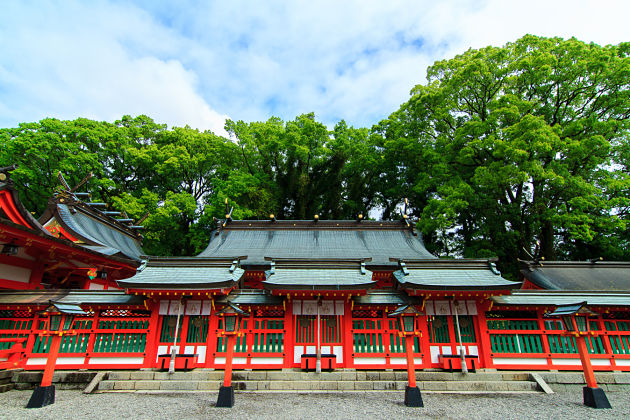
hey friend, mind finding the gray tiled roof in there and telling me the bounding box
[263,267,375,290]
[57,204,144,261]
[393,268,519,289]
[0,290,145,305]
[197,222,435,265]
[118,264,244,289]
[492,291,630,307]
[521,261,630,291]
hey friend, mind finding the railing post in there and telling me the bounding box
[537,309,553,367]
[24,312,40,358]
[84,310,100,365]
[343,301,353,368]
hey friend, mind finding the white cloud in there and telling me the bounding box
[0,0,228,135]
[1,0,629,133]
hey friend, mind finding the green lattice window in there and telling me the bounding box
[605,320,630,354]
[186,316,209,343]
[252,319,284,353]
[353,319,383,353]
[487,319,539,330]
[160,316,183,342]
[454,316,476,343]
[490,334,543,353]
[94,320,148,353]
[547,335,605,354]
[0,318,31,350]
[428,316,450,343]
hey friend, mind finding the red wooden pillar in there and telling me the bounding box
[476,300,493,368]
[417,313,430,369]
[576,335,598,388]
[143,300,161,368]
[40,334,62,387]
[28,264,44,289]
[283,298,294,368]
[404,334,417,387]
[223,334,237,387]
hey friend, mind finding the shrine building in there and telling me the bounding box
[1,165,630,372]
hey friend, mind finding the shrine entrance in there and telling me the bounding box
[156,300,213,369]
[425,300,481,370]
[292,300,346,368]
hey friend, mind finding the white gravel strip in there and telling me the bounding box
[1,390,629,420]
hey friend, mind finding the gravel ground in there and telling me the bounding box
[1,390,629,420]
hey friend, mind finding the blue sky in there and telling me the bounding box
[1,0,629,136]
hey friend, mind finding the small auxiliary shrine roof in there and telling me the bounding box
[197,220,435,266]
[520,261,630,291]
[0,290,145,306]
[393,260,520,290]
[117,258,244,289]
[263,263,374,290]
[55,204,145,260]
[492,290,630,307]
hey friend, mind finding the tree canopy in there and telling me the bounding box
[1,35,628,278]
[376,35,630,276]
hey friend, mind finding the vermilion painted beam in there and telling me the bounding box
[0,191,31,227]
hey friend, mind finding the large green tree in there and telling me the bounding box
[378,35,630,276]
[226,113,380,219]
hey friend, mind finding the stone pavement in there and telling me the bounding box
[1,388,630,420]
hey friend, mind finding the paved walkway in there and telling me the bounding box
[1,389,629,419]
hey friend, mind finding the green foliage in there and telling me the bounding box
[225,113,380,219]
[379,35,630,277]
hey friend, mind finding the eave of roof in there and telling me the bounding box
[117,258,244,289]
[491,291,630,307]
[520,260,630,291]
[391,259,519,290]
[0,290,145,305]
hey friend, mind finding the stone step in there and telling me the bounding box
[97,379,539,393]
[104,370,531,383]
